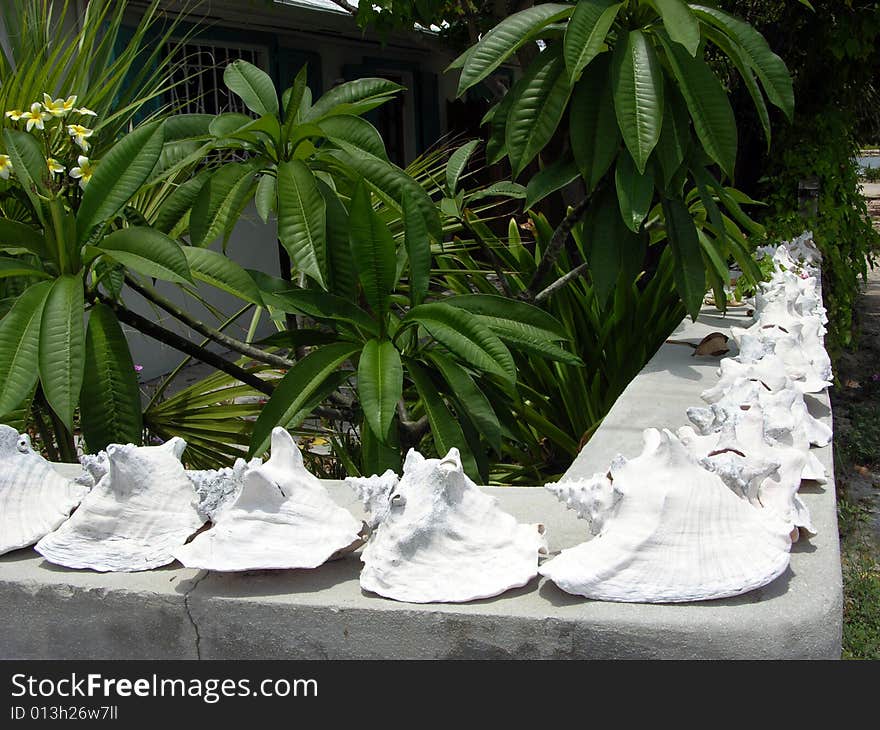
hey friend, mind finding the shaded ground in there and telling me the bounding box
[832,193,880,659]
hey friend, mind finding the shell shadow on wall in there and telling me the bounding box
[347,448,547,604]
[173,428,364,571]
[0,425,89,555]
[540,429,793,603]
[35,438,205,572]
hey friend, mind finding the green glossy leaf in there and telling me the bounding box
[98,227,192,284]
[320,115,388,161]
[254,172,276,223]
[77,121,165,242]
[80,303,143,450]
[38,275,85,430]
[615,149,654,231]
[402,188,431,306]
[703,25,771,149]
[570,55,620,190]
[611,30,664,174]
[466,182,528,203]
[584,189,629,303]
[403,302,516,383]
[305,78,403,122]
[2,130,48,216]
[209,113,256,139]
[277,159,327,288]
[358,338,403,443]
[0,218,47,258]
[0,281,51,416]
[457,4,574,94]
[651,0,700,56]
[657,32,737,178]
[526,158,579,211]
[282,65,309,142]
[0,257,51,279]
[407,361,479,480]
[360,412,401,476]
[223,59,279,116]
[426,350,502,453]
[445,139,480,195]
[262,286,378,335]
[349,182,396,327]
[163,113,214,141]
[315,178,357,300]
[564,0,622,83]
[153,169,211,235]
[443,294,568,339]
[662,196,706,319]
[690,5,794,120]
[182,247,263,305]
[654,81,690,188]
[190,161,260,247]
[330,138,442,242]
[506,46,572,176]
[248,342,360,458]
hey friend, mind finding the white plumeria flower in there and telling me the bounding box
[21,102,51,132]
[69,155,94,189]
[47,157,64,174]
[5,109,23,121]
[67,123,93,152]
[0,154,12,180]
[73,107,97,117]
[42,93,77,117]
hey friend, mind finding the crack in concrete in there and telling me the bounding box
[182,571,209,660]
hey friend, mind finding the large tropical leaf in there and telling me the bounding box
[223,59,279,116]
[402,188,431,306]
[403,303,516,383]
[0,257,51,280]
[305,78,403,121]
[315,178,357,300]
[690,5,794,120]
[506,46,572,176]
[570,55,620,191]
[662,196,706,319]
[97,227,191,284]
[651,0,700,56]
[248,342,360,458]
[2,130,48,217]
[357,338,403,443]
[0,218,47,258]
[348,182,397,327]
[319,115,388,161]
[276,159,327,288]
[445,139,480,195]
[80,303,143,450]
[182,247,263,305]
[615,149,654,231]
[38,275,85,430]
[0,281,51,416]
[525,158,579,211]
[563,0,623,83]
[153,169,211,235]
[444,294,568,339]
[77,120,165,242]
[190,161,260,247]
[658,32,737,178]
[426,350,502,453]
[611,30,664,174]
[456,4,575,94]
[407,361,479,481]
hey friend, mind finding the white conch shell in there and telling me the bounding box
[187,457,260,522]
[0,425,89,555]
[348,448,546,603]
[35,438,205,572]
[173,428,363,571]
[540,429,792,603]
[545,473,620,535]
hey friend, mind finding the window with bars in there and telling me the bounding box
[166,41,270,115]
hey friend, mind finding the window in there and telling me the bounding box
[166,40,270,115]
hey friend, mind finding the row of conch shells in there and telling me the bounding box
[540,233,831,602]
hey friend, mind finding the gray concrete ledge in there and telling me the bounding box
[0,305,842,659]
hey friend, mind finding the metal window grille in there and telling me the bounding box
[166,41,269,116]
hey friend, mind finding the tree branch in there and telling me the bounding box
[124,275,295,370]
[328,0,358,15]
[534,261,589,303]
[522,197,590,301]
[92,292,277,397]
